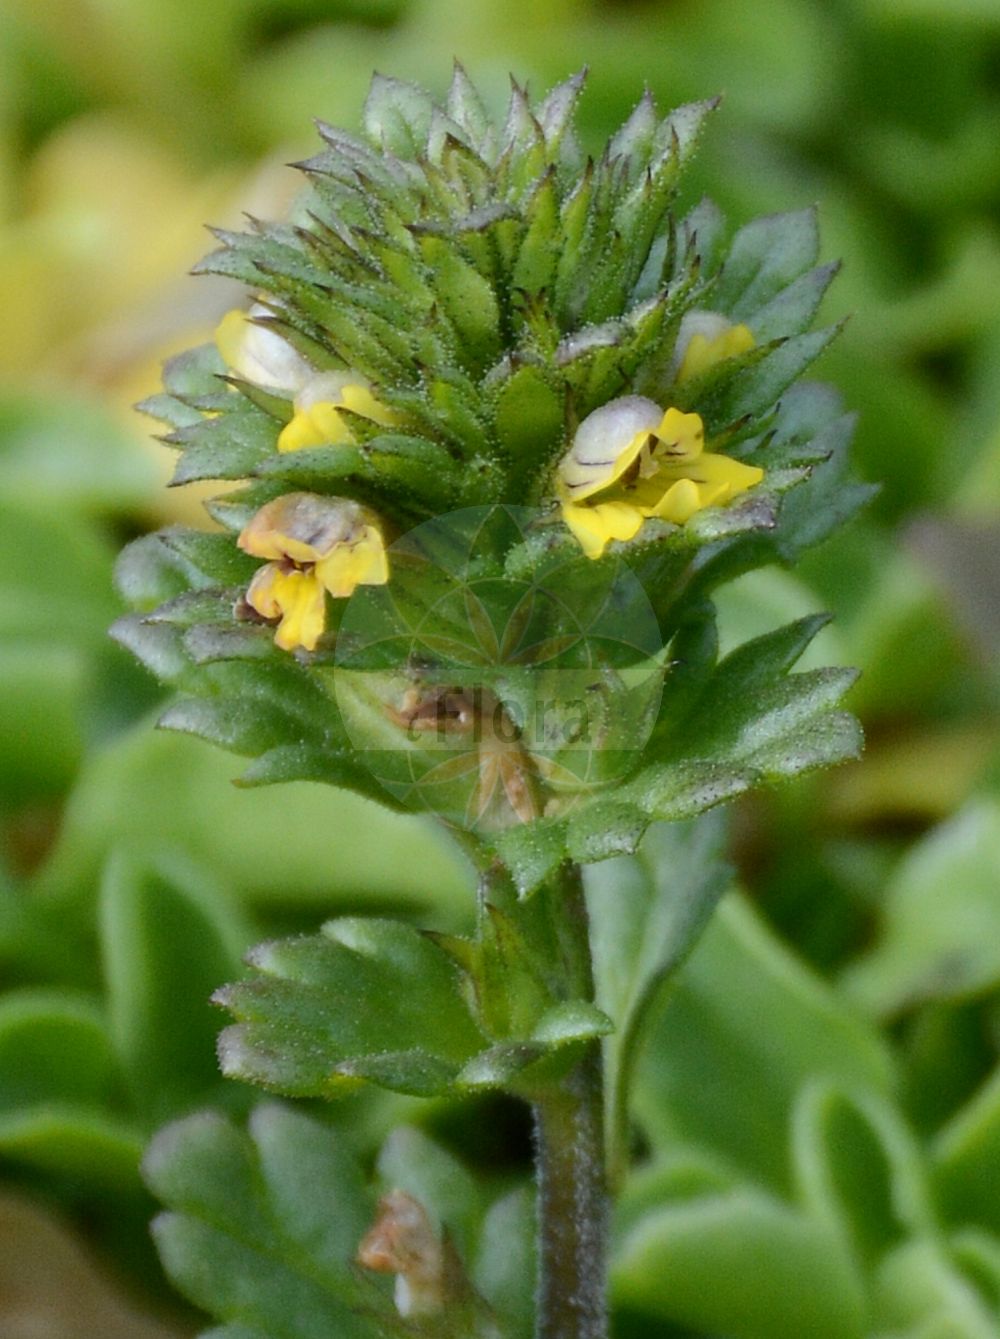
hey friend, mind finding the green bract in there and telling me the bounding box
[115,67,867,886]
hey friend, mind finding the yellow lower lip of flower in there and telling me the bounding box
[315,529,390,598]
[247,564,327,652]
[277,386,399,453]
[238,494,391,650]
[560,501,644,559]
[561,452,764,558]
[277,401,355,453]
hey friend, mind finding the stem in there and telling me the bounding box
[532,864,609,1339]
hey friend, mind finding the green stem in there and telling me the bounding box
[532,864,609,1339]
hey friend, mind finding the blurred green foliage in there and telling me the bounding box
[1,0,999,1335]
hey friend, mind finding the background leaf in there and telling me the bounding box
[586,813,732,1178]
[145,1104,390,1339]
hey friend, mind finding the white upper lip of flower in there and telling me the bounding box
[226,303,314,390]
[560,396,664,500]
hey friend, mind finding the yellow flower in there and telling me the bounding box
[672,310,755,383]
[214,306,398,453]
[237,493,389,651]
[558,396,764,559]
[215,305,314,389]
[275,372,399,453]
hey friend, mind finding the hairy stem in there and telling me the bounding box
[532,864,609,1339]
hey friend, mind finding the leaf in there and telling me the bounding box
[586,814,732,1180]
[144,1105,390,1339]
[533,70,586,151]
[512,171,560,295]
[169,410,278,486]
[492,820,571,899]
[656,618,862,776]
[493,366,565,473]
[363,73,435,158]
[456,1001,613,1091]
[633,892,895,1192]
[494,616,861,896]
[0,989,118,1112]
[578,619,861,858]
[712,208,821,317]
[749,261,841,342]
[841,800,1000,1017]
[161,343,228,405]
[791,1081,936,1269]
[708,323,844,423]
[0,1106,144,1190]
[215,918,486,1098]
[32,725,475,923]
[873,1238,999,1339]
[216,901,611,1101]
[474,1186,534,1339]
[158,696,306,760]
[100,849,254,1122]
[418,234,502,374]
[446,63,496,161]
[613,1185,866,1339]
[375,1125,483,1256]
[115,528,258,608]
[934,1062,1000,1235]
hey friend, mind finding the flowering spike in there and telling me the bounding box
[119,68,865,857]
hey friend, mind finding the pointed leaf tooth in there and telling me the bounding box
[650,96,721,165]
[168,418,275,488]
[314,119,380,163]
[446,61,497,161]
[440,136,495,214]
[136,392,202,431]
[711,615,834,691]
[501,79,547,191]
[714,207,821,316]
[748,260,841,342]
[161,343,227,404]
[157,697,293,757]
[362,72,435,158]
[680,196,728,276]
[235,745,398,804]
[503,78,537,148]
[533,68,586,148]
[608,88,660,175]
[707,322,845,423]
[557,155,594,249]
[110,614,189,683]
[422,930,480,976]
[296,213,383,279]
[427,106,474,166]
[558,153,637,325]
[219,377,292,423]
